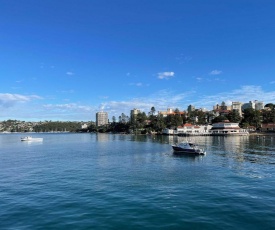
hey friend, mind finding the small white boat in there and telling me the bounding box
[172,141,206,155]
[21,136,43,142]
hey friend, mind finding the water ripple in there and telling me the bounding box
[1,134,275,229]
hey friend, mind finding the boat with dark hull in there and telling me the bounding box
[172,142,206,155]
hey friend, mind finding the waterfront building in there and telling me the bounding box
[162,128,177,135]
[210,121,249,135]
[177,124,212,135]
[261,123,275,132]
[96,112,108,126]
[162,124,212,136]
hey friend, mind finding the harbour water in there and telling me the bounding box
[0,133,274,229]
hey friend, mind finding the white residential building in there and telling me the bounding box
[96,112,108,126]
[231,101,243,117]
[255,100,264,110]
[242,100,264,111]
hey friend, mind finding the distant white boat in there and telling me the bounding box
[21,136,43,142]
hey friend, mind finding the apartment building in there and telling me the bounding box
[130,108,141,122]
[96,112,108,126]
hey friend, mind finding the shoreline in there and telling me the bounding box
[249,132,275,136]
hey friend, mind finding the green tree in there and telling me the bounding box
[148,114,166,133]
[265,103,274,109]
[170,114,182,127]
[130,112,146,134]
[242,108,262,129]
[150,106,156,116]
[227,110,242,123]
[196,110,207,124]
[211,115,228,123]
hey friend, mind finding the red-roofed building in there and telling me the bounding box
[261,123,275,132]
[177,123,212,135]
[210,122,249,135]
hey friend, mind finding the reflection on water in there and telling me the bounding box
[127,134,275,166]
[1,133,275,229]
[21,141,44,146]
[96,133,110,142]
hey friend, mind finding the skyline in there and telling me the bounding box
[1,1,275,121]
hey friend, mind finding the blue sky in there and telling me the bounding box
[0,0,275,121]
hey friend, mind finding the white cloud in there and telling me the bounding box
[43,103,93,112]
[57,89,75,94]
[209,70,222,75]
[192,85,275,109]
[158,71,175,80]
[98,96,109,99]
[176,54,192,64]
[99,89,196,116]
[129,82,143,87]
[1,85,274,122]
[66,71,74,76]
[0,93,42,108]
[270,81,275,84]
[195,76,224,83]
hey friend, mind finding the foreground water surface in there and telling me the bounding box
[0,133,274,229]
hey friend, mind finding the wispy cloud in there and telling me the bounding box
[176,54,192,64]
[129,82,150,87]
[99,89,196,116]
[129,82,145,87]
[193,85,275,109]
[40,103,98,120]
[56,89,75,94]
[43,103,93,112]
[40,85,275,120]
[270,81,275,84]
[66,71,74,76]
[158,72,175,80]
[1,85,274,121]
[196,77,203,82]
[195,76,225,83]
[0,93,42,108]
[98,96,109,99]
[209,70,222,75]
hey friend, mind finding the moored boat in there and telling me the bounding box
[21,136,43,142]
[172,142,206,155]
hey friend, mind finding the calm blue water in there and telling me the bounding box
[0,133,274,229]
